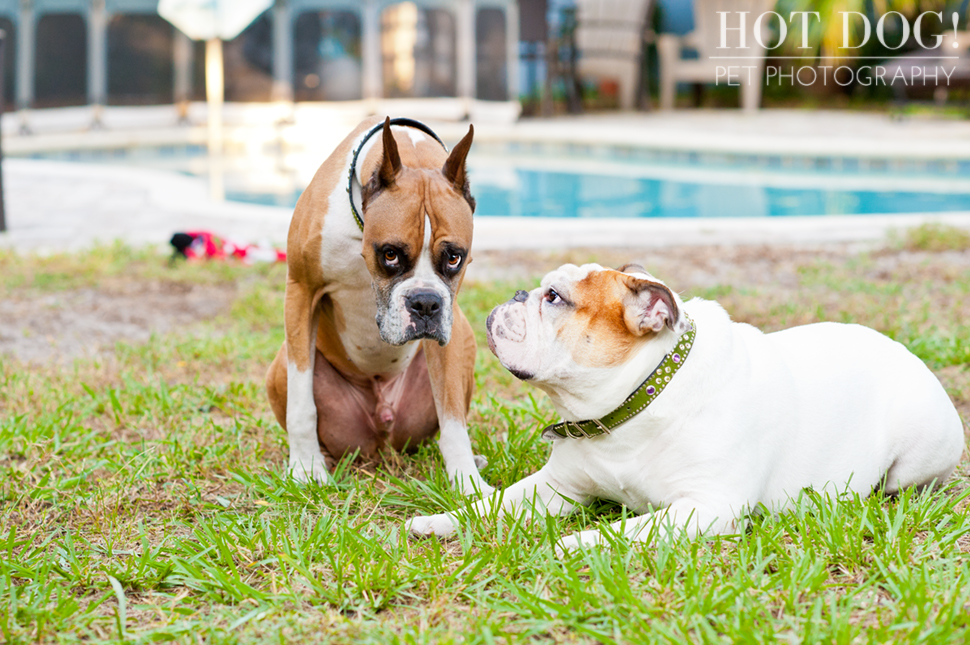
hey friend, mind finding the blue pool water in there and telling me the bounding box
[224,165,970,218]
[26,143,970,218]
[468,168,970,219]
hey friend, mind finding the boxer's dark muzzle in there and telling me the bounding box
[406,290,442,321]
[403,289,446,344]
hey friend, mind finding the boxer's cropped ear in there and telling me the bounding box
[442,124,475,212]
[621,274,681,335]
[378,116,402,188]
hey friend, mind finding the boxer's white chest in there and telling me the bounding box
[317,178,418,377]
[330,279,419,375]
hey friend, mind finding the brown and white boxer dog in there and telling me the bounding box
[265,116,494,496]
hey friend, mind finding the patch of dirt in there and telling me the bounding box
[469,244,970,300]
[4,242,970,367]
[0,281,235,364]
[466,243,871,289]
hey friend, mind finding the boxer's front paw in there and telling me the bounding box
[288,452,333,485]
[555,529,602,557]
[406,513,458,538]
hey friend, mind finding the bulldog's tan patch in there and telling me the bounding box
[552,268,680,369]
[559,270,650,369]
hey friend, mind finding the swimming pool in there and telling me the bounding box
[468,162,970,219]
[25,143,970,219]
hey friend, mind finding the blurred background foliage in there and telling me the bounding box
[774,0,963,62]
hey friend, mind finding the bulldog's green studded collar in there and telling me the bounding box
[347,118,447,232]
[542,316,696,440]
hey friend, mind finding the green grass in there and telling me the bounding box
[894,224,970,254]
[1,244,969,643]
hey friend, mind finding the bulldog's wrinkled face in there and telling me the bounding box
[361,120,475,346]
[486,263,687,391]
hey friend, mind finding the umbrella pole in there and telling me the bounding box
[205,37,225,202]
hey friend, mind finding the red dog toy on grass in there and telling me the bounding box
[170,231,286,264]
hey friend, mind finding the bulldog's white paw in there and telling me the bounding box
[288,453,333,485]
[452,471,496,498]
[406,513,458,538]
[555,529,602,556]
[473,454,489,470]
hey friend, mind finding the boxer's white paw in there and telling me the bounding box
[555,529,602,557]
[288,453,333,485]
[406,513,458,538]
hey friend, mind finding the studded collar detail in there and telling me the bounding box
[542,315,696,440]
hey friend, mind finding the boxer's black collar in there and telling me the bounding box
[542,316,696,440]
[347,118,447,233]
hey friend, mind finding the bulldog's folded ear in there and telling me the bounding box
[621,274,681,335]
[617,262,648,275]
[442,124,476,212]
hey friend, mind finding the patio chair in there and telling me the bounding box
[574,0,655,110]
[658,0,774,111]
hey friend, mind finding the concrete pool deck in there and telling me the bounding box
[1,104,969,253]
[468,110,970,162]
[0,160,293,253]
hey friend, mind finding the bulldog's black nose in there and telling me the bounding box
[513,290,529,303]
[406,290,442,321]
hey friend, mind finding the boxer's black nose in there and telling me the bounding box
[513,290,529,302]
[406,290,442,320]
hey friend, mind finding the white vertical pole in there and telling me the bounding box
[505,0,519,103]
[0,29,7,233]
[206,37,225,201]
[88,0,107,126]
[272,0,292,101]
[457,0,474,109]
[17,0,34,130]
[361,0,381,102]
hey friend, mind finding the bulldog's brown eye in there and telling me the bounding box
[384,250,399,265]
[447,252,462,269]
[545,288,562,304]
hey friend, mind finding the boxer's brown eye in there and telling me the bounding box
[384,250,399,265]
[447,252,462,269]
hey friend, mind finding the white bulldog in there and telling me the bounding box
[407,263,965,551]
